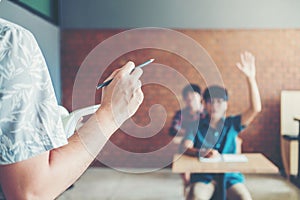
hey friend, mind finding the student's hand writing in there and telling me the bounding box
[98,61,144,127]
[204,149,221,158]
[236,51,256,79]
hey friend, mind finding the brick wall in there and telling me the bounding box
[61,29,300,169]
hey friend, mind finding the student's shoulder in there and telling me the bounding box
[226,114,242,121]
[197,117,210,129]
[171,110,181,120]
[173,108,189,117]
[175,109,182,115]
[224,114,241,124]
[225,115,243,129]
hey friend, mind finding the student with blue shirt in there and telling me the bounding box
[182,52,262,200]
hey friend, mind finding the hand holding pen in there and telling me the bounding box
[98,59,154,127]
[97,59,154,89]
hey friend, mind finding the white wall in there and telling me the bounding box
[61,0,300,29]
[0,0,61,103]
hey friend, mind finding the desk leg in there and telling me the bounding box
[214,174,226,200]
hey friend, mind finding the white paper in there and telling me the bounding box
[199,156,223,162]
[222,154,248,162]
[199,154,248,163]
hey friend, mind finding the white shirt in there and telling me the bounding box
[0,18,68,164]
[0,18,69,199]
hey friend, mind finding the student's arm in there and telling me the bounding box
[0,62,144,200]
[236,52,262,126]
[169,111,183,136]
[181,140,220,158]
[181,139,199,157]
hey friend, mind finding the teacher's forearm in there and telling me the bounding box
[1,108,120,200]
[47,108,119,197]
[1,110,118,199]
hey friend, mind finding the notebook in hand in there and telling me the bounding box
[60,104,100,138]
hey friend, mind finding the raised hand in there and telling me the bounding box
[236,51,256,79]
[236,51,262,126]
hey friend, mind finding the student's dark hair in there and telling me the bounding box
[203,85,228,102]
[182,84,201,99]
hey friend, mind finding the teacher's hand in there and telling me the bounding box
[99,61,144,128]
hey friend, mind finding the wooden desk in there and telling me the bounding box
[172,153,278,173]
[172,153,278,200]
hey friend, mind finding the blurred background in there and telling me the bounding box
[1,0,300,199]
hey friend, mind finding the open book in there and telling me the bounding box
[199,154,248,163]
[59,104,101,138]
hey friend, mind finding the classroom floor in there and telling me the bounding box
[57,168,300,200]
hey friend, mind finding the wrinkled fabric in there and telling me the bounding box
[0,18,68,165]
[0,18,68,199]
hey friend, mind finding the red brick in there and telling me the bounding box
[61,29,300,169]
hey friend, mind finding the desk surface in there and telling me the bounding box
[172,153,278,173]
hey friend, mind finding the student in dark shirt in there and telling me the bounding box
[169,84,205,137]
[169,84,206,187]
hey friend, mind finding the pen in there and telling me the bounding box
[96,58,155,90]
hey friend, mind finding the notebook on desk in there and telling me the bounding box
[199,154,248,163]
[222,154,248,162]
[199,156,223,162]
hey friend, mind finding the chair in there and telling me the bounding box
[280,91,300,179]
